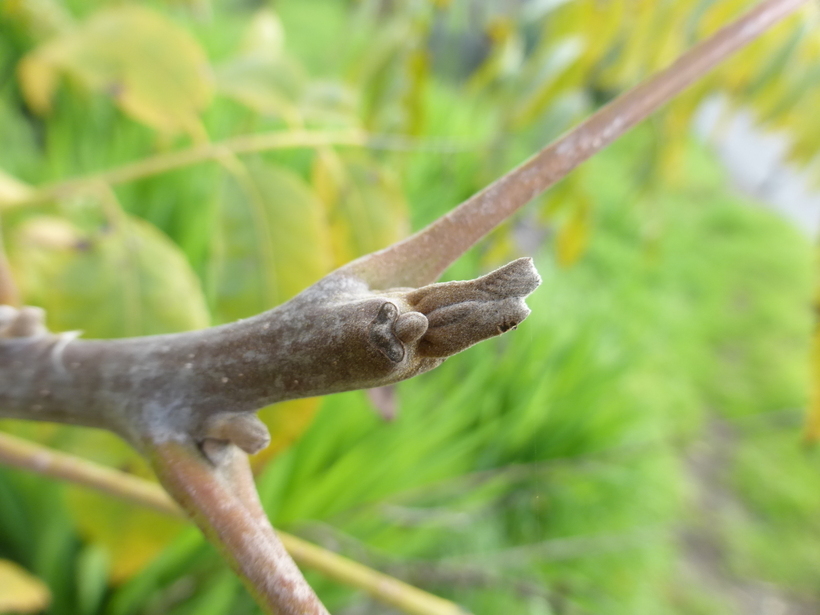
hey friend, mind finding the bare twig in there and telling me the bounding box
[0,258,541,429]
[151,442,330,615]
[0,431,468,615]
[0,431,175,514]
[347,0,809,289]
[0,257,539,614]
[0,0,806,611]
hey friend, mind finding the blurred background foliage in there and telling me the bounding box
[0,0,819,613]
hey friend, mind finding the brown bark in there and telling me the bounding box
[0,259,540,452]
[0,0,807,612]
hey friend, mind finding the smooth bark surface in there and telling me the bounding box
[0,259,539,615]
[0,258,540,452]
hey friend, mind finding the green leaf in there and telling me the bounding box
[8,213,210,338]
[240,8,286,58]
[511,37,584,128]
[53,428,185,584]
[31,512,74,614]
[215,7,302,123]
[107,528,206,615]
[75,545,109,615]
[67,486,184,584]
[0,559,51,613]
[212,158,333,322]
[171,570,238,615]
[251,398,322,469]
[215,7,357,128]
[468,17,525,92]
[17,5,212,135]
[804,321,820,442]
[216,55,306,125]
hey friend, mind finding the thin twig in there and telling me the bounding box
[0,130,472,210]
[351,0,809,289]
[0,0,807,611]
[0,431,468,615]
[151,441,330,615]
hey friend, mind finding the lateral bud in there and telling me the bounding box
[200,412,271,463]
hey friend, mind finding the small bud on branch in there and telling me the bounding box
[0,0,807,612]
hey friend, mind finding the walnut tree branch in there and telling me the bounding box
[0,0,806,612]
[345,0,807,290]
[0,431,467,615]
[0,258,538,614]
[0,257,540,441]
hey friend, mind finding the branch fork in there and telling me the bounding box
[0,0,806,611]
[0,258,540,614]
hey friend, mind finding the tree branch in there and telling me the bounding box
[151,441,329,615]
[0,432,467,615]
[0,258,538,613]
[0,258,540,441]
[345,0,808,290]
[0,0,806,611]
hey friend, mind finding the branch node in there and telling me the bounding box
[369,302,409,363]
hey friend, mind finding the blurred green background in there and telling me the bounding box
[1,0,820,613]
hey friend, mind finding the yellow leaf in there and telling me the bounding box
[403,47,430,135]
[480,226,516,268]
[555,199,592,267]
[541,169,588,220]
[0,559,50,613]
[17,5,212,135]
[16,53,58,115]
[0,169,34,208]
[67,488,183,582]
[252,398,322,468]
[311,149,410,267]
[311,148,342,206]
[9,214,210,338]
[697,0,751,39]
[213,158,333,322]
